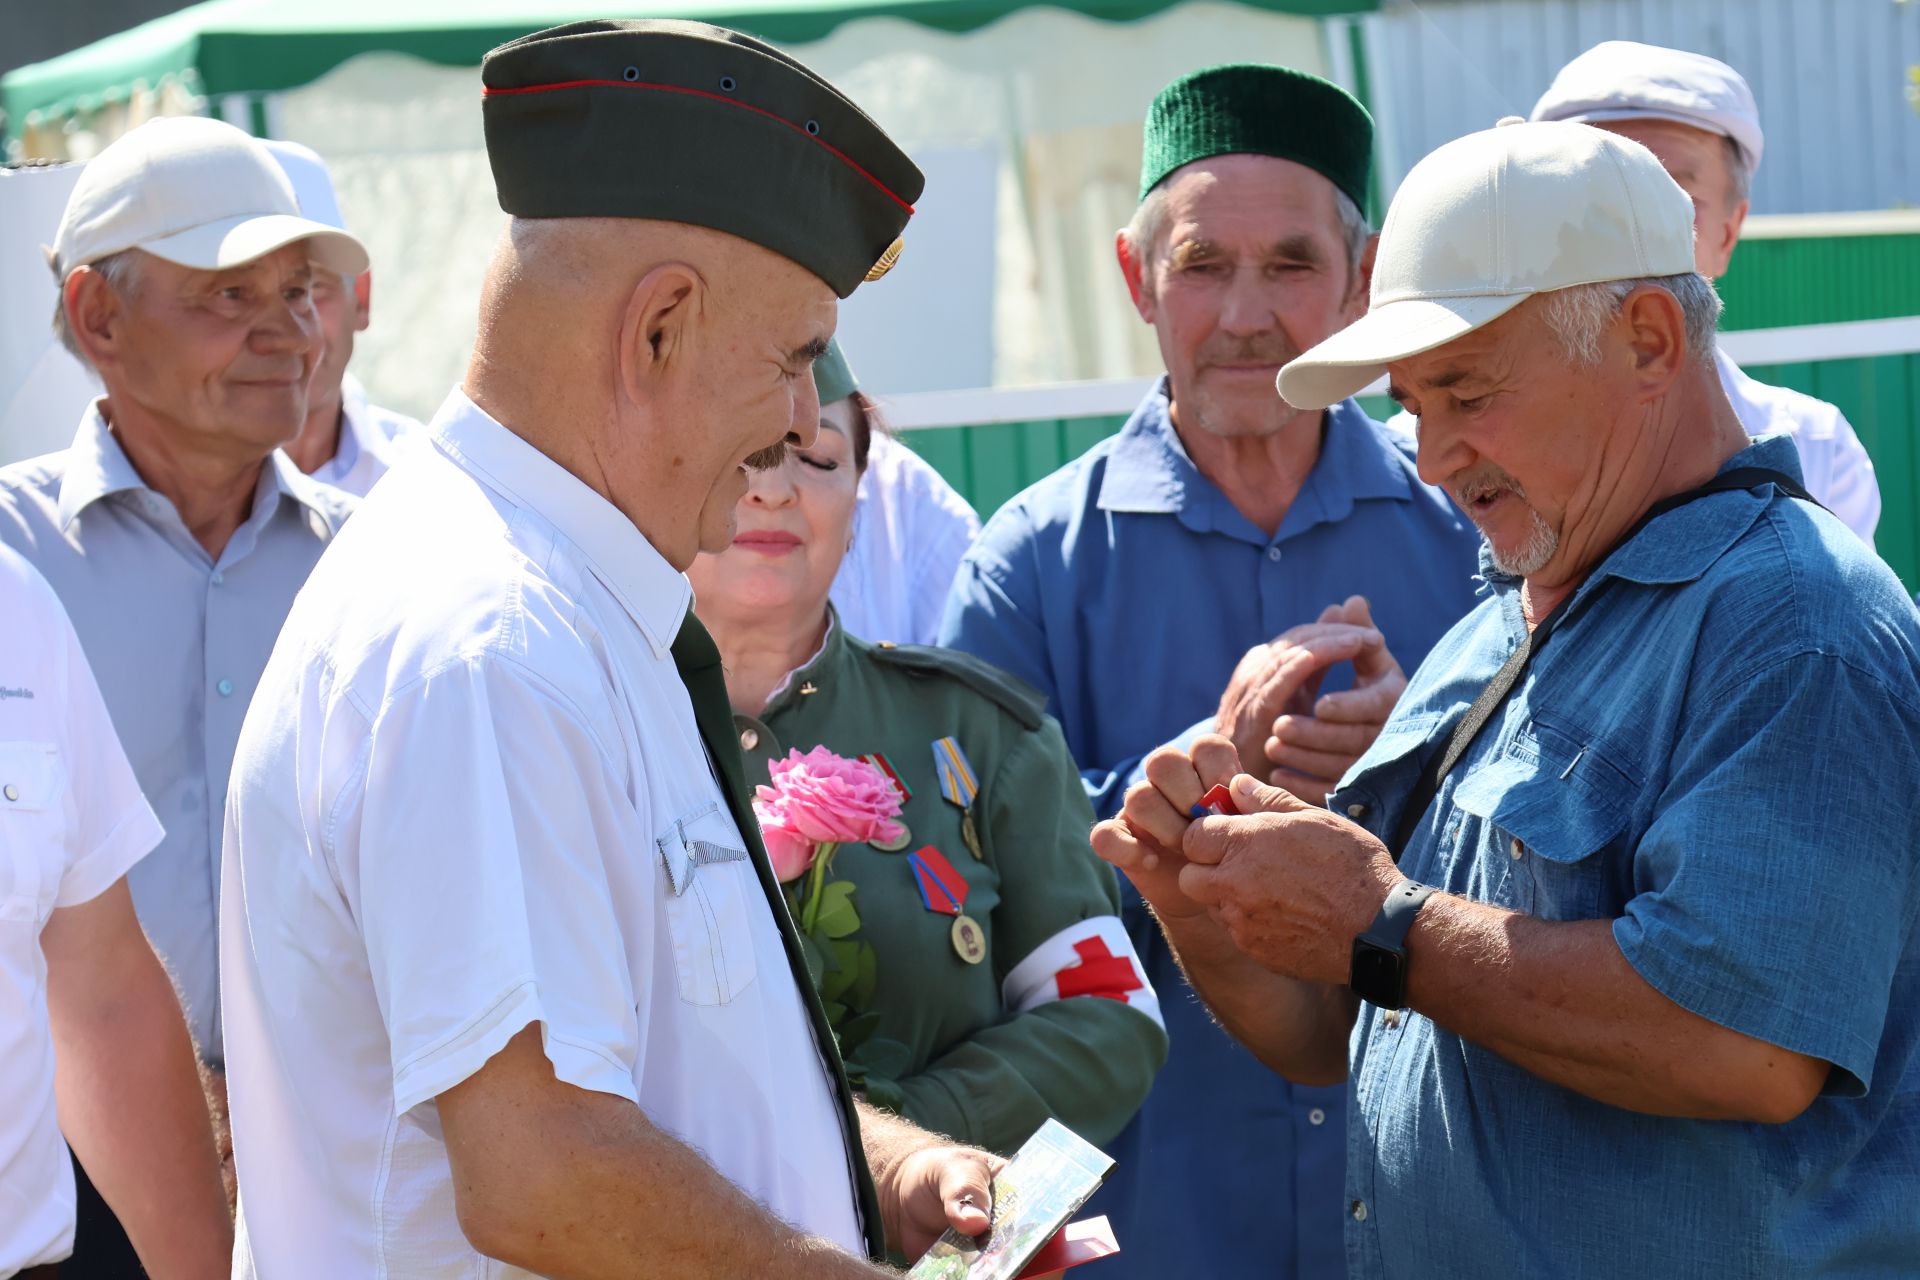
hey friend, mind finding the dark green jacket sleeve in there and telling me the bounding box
[893,719,1168,1153]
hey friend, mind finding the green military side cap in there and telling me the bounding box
[1139,63,1373,210]
[481,19,924,298]
[813,337,859,406]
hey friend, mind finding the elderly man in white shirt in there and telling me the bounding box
[266,140,424,497]
[1531,40,1882,546]
[818,341,981,644]
[0,544,230,1278]
[0,114,364,1272]
[222,21,997,1279]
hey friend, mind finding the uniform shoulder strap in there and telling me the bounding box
[863,640,1047,731]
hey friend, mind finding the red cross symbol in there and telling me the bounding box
[1054,937,1144,1002]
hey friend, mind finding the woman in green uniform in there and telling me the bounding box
[686,343,1167,1155]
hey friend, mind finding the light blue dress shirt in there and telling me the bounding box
[939,380,1484,1280]
[0,402,353,1061]
[1329,436,1920,1277]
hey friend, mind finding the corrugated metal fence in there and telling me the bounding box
[899,217,1920,591]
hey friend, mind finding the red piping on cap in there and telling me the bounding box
[483,78,915,215]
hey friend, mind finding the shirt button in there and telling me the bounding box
[3,784,17,802]
[210,570,225,586]
[1510,836,1524,860]
[1350,1199,1369,1222]
[1382,1009,1403,1030]
[1308,1107,1326,1126]
[1346,802,1368,819]
[1266,546,1283,562]
[217,679,235,697]
[740,728,759,750]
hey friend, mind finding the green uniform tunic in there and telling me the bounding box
[735,617,1168,1155]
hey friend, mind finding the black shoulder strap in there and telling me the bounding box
[1385,467,1815,861]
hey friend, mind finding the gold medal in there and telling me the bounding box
[950,914,986,965]
[869,821,912,853]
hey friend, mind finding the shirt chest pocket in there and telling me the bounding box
[0,741,64,927]
[657,801,760,1006]
[1449,719,1636,921]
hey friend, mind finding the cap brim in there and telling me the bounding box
[1276,294,1531,410]
[139,213,369,276]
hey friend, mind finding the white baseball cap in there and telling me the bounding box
[263,139,347,232]
[1530,40,1762,175]
[1276,121,1696,411]
[49,116,368,280]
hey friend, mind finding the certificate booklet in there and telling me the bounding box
[906,1120,1115,1280]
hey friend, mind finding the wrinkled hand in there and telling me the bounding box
[1214,597,1397,791]
[1262,597,1406,805]
[1090,737,1241,923]
[1181,767,1400,985]
[881,1142,1003,1260]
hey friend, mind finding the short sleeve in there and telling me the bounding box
[1613,652,1920,1094]
[344,656,645,1116]
[51,578,162,909]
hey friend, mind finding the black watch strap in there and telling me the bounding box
[1364,880,1437,951]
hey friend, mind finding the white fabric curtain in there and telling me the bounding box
[270,2,1331,417]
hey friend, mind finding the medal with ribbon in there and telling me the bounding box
[931,736,984,860]
[907,844,986,965]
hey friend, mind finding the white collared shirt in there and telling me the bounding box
[0,401,354,1059]
[307,373,423,498]
[221,389,863,1276]
[1714,348,1881,547]
[0,543,162,1273]
[830,433,980,645]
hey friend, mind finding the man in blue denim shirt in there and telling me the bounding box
[1096,121,1920,1277]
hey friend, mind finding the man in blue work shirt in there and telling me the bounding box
[939,66,1481,1279]
[1098,120,1920,1279]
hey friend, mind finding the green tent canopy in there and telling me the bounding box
[2,0,1376,139]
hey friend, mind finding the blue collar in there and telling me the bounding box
[1096,376,1414,546]
[1481,434,1811,604]
[56,398,347,538]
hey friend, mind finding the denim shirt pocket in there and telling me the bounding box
[1450,715,1636,920]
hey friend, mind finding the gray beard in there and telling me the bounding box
[1485,505,1559,577]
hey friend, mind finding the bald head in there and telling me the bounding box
[464,216,838,570]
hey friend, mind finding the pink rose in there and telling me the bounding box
[753,747,906,883]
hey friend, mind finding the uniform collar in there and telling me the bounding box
[56,397,348,539]
[1481,434,1808,607]
[427,387,692,658]
[1096,376,1413,543]
[759,608,847,721]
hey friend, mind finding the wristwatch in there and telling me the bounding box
[1349,880,1438,1010]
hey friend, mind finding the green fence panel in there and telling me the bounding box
[895,230,1920,593]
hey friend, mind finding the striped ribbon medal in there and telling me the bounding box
[858,752,913,852]
[931,736,983,860]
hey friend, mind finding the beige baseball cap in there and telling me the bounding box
[49,116,368,281]
[1276,120,1696,411]
[1530,41,1763,175]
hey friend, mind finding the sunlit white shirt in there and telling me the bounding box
[0,543,161,1273]
[831,433,980,645]
[221,389,863,1277]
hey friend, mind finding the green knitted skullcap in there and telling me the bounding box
[1139,63,1373,209]
[812,338,858,406]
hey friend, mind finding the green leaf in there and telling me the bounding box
[863,1075,904,1113]
[858,1036,914,1082]
[837,1010,883,1054]
[796,932,826,988]
[814,880,862,940]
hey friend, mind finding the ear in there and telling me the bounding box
[1704,199,1748,278]
[1115,229,1155,323]
[351,272,373,332]
[1345,232,1379,321]
[615,262,702,411]
[65,267,131,374]
[1619,284,1689,401]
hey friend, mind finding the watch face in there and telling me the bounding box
[1350,942,1406,1009]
